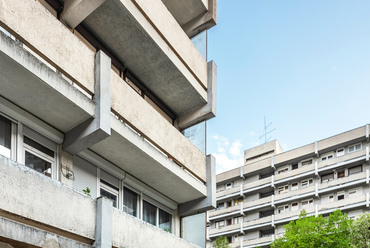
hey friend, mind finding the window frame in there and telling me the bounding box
[301,159,313,167]
[278,185,289,194]
[277,166,289,174]
[336,148,345,157]
[301,178,313,188]
[291,182,298,191]
[348,143,362,153]
[100,180,119,208]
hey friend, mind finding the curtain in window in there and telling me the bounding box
[143,200,156,226]
[159,209,171,231]
[123,187,138,217]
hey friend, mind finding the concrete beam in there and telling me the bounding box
[62,0,107,29]
[178,155,216,216]
[182,0,217,38]
[0,217,91,248]
[63,51,111,154]
[178,61,217,131]
[95,197,112,248]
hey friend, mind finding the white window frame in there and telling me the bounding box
[301,199,314,208]
[23,139,56,179]
[100,181,119,208]
[336,148,345,157]
[328,195,334,203]
[217,220,225,228]
[291,182,298,191]
[348,143,362,153]
[301,159,313,167]
[349,165,362,175]
[321,173,334,183]
[291,202,298,211]
[278,185,289,194]
[337,191,345,201]
[277,205,289,214]
[0,113,17,160]
[301,178,313,188]
[226,182,232,190]
[277,166,289,174]
[321,153,334,162]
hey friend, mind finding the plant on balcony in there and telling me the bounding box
[82,187,91,197]
[212,236,231,248]
[351,213,370,248]
[271,209,352,248]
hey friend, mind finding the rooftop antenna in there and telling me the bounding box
[259,116,276,144]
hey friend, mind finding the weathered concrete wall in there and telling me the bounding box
[0,217,91,248]
[111,71,206,181]
[112,209,200,248]
[0,156,96,240]
[133,0,207,89]
[0,0,95,93]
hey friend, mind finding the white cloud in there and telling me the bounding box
[249,131,257,137]
[211,135,244,174]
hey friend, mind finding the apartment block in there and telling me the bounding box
[0,0,217,247]
[207,125,370,248]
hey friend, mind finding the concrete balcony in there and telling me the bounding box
[0,156,200,248]
[243,216,272,230]
[318,171,366,191]
[319,195,366,212]
[318,149,366,170]
[76,0,209,116]
[244,158,271,174]
[275,186,315,202]
[209,222,240,236]
[240,236,273,248]
[209,205,240,218]
[275,165,314,183]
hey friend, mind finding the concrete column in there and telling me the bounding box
[63,50,111,154]
[95,197,112,248]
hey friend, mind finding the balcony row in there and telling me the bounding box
[210,170,368,220]
[208,194,367,239]
[0,6,211,203]
[0,156,199,248]
[216,147,368,202]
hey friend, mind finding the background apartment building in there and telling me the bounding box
[207,125,370,248]
[0,0,217,247]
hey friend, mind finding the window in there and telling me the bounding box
[159,209,172,232]
[278,205,289,214]
[260,209,274,218]
[337,193,344,201]
[260,191,274,198]
[234,198,243,205]
[100,180,118,208]
[349,165,362,175]
[217,202,225,210]
[291,202,298,211]
[216,220,225,228]
[292,163,298,170]
[278,167,289,174]
[226,219,232,226]
[260,171,274,179]
[291,182,298,191]
[227,237,232,243]
[143,200,157,226]
[0,115,11,158]
[321,173,334,183]
[233,217,239,224]
[301,179,313,188]
[321,154,334,162]
[329,195,334,202]
[301,199,313,209]
[338,171,345,178]
[226,182,232,190]
[123,187,139,217]
[348,190,357,198]
[348,143,362,153]
[278,185,289,194]
[301,159,313,167]
[337,148,345,157]
[23,136,55,178]
[260,229,274,237]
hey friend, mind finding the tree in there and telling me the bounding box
[271,209,353,248]
[351,213,370,248]
[212,236,231,248]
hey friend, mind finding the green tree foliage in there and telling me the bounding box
[271,209,353,248]
[351,213,370,248]
[212,236,231,248]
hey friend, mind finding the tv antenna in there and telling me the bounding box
[259,116,276,144]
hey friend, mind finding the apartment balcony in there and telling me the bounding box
[230,236,274,248]
[0,0,208,204]
[71,0,208,116]
[318,171,366,192]
[274,164,314,183]
[0,156,199,248]
[318,149,366,171]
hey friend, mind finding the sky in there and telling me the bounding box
[206,1,370,174]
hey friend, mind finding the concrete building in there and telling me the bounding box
[0,0,217,247]
[207,125,370,248]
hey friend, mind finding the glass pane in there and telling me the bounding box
[143,200,157,226]
[25,151,51,177]
[191,30,207,60]
[123,187,138,217]
[0,115,11,158]
[100,188,117,208]
[24,136,54,157]
[182,121,206,154]
[159,209,172,232]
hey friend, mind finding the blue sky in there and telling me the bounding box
[206,1,370,173]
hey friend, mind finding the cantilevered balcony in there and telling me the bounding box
[0,0,208,204]
[0,156,200,248]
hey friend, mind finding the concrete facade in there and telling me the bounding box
[0,0,218,247]
[207,125,370,248]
